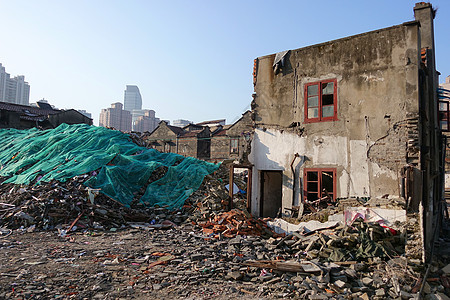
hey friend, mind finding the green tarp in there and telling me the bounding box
[0,124,220,210]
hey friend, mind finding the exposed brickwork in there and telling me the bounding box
[367,120,409,171]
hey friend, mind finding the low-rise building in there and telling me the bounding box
[210,111,253,162]
[0,101,92,129]
[144,112,253,162]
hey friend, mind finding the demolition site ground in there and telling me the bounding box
[0,167,449,300]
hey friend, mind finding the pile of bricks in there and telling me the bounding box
[196,209,277,238]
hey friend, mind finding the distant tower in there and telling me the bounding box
[99,102,132,132]
[124,85,142,112]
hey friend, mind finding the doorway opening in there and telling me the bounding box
[260,170,282,217]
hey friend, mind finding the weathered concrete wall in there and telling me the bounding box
[250,23,421,216]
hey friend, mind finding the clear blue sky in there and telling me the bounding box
[1,0,449,126]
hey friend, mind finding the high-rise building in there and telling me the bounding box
[124,85,142,112]
[0,64,7,101]
[131,109,149,130]
[133,110,160,133]
[0,63,30,105]
[172,119,193,128]
[99,102,132,131]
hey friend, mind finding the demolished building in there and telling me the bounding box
[249,2,445,261]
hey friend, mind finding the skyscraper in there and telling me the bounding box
[0,63,30,105]
[124,85,142,112]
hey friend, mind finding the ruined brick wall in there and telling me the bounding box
[226,111,254,162]
[210,136,231,160]
[144,123,177,153]
[367,113,420,177]
[177,137,197,157]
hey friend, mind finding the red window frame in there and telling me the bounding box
[304,79,338,123]
[303,168,336,203]
[439,100,450,132]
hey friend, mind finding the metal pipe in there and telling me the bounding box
[290,153,300,208]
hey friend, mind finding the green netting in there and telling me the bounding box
[0,123,220,210]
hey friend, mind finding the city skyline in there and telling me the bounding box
[1,1,449,126]
[0,63,30,106]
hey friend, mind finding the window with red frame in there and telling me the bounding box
[304,168,336,202]
[305,79,337,122]
[439,101,450,132]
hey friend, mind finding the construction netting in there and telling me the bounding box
[0,124,220,210]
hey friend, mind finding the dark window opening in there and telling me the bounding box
[304,168,336,203]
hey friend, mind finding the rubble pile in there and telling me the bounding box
[268,220,405,262]
[0,174,185,232]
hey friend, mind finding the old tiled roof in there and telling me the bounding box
[212,128,227,137]
[167,124,185,135]
[0,101,59,116]
[179,129,203,138]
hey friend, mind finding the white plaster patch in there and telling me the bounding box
[360,73,385,82]
[349,140,370,196]
[339,172,349,199]
[309,136,348,166]
[370,161,397,180]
